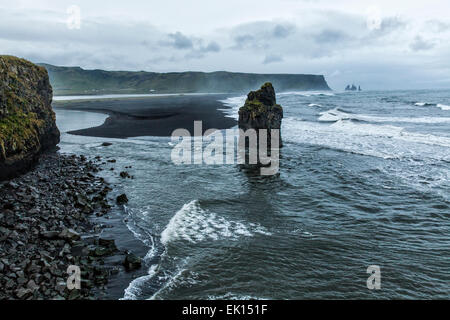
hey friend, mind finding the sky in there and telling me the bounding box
[1,0,450,90]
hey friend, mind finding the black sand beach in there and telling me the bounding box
[53,94,237,138]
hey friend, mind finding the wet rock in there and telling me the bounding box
[123,253,142,271]
[40,231,60,240]
[98,238,117,251]
[16,288,33,299]
[68,289,82,300]
[116,194,129,205]
[27,280,40,292]
[0,152,119,299]
[101,142,113,147]
[119,171,130,179]
[58,228,81,241]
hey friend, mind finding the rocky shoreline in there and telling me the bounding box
[0,151,140,300]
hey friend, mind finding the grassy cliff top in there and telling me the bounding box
[39,63,331,95]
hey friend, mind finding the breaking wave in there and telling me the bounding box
[283,117,450,160]
[415,102,450,111]
[319,107,450,124]
[161,200,271,245]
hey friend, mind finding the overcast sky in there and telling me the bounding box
[1,0,450,90]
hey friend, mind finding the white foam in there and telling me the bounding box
[308,103,322,107]
[437,104,450,111]
[278,91,335,97]
[414,102,450,111]
[207,293,268,300]
[283,117,450,160]
[161,200,271,245]
[319,107,450,124]
[122,265,158,300]
[218,95,246,120]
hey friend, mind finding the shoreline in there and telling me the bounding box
[53,94,237,138]
[0,151,145,300]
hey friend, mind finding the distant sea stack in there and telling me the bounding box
[0,56,60,180]
[345,84,361,91]
[40,63,331,95]
[238,83,283,148]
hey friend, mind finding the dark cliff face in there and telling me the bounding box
[238,82,283,147]
[0,55,60,180]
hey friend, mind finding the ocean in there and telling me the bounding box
[55,89,450,299]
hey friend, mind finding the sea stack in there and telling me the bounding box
[0,55,60,180]
[238,82,283,148]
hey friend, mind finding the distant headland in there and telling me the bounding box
[39,64,331,96]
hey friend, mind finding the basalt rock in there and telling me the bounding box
[116,194,129,205]
[238,82,283,148]
[0,55,60,181]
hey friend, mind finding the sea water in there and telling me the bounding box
[55,89,450,299]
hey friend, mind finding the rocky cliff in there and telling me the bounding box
[41,63,331,95]
[239,82,283,148]
[0,56,60,180]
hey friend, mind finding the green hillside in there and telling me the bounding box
[40,64,331,95]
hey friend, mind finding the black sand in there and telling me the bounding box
[53,94,237,138]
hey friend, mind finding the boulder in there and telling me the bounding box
[58,228,81,241]
[0,55,60,180]
[119,171,130,178]
[123,253,142,271]
[116,194,128,205]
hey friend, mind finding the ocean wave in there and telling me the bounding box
[308,103,322,107]
[207,293,269,300]
[415,102,435,107]
[330,120,450,147]
[283,117,450,160]
[161,200,271,245]
[122,265,158,300]
[218,96,246,120]
[278,91,335,97]
[437,104,450,111]
[415,102,450,111]
[319,107,450,124]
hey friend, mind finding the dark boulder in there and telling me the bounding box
[116,194,128,205]
[123,253,142,271]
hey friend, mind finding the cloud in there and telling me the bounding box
[314,29,350,43]
[1,2,450,89]
[410,35,435,51]
[425,20,450,33]
[204,41,221,52]
[272,24,294,38]
[263,54,283,64]
[166,32,193,49]
[231,21,295,50]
